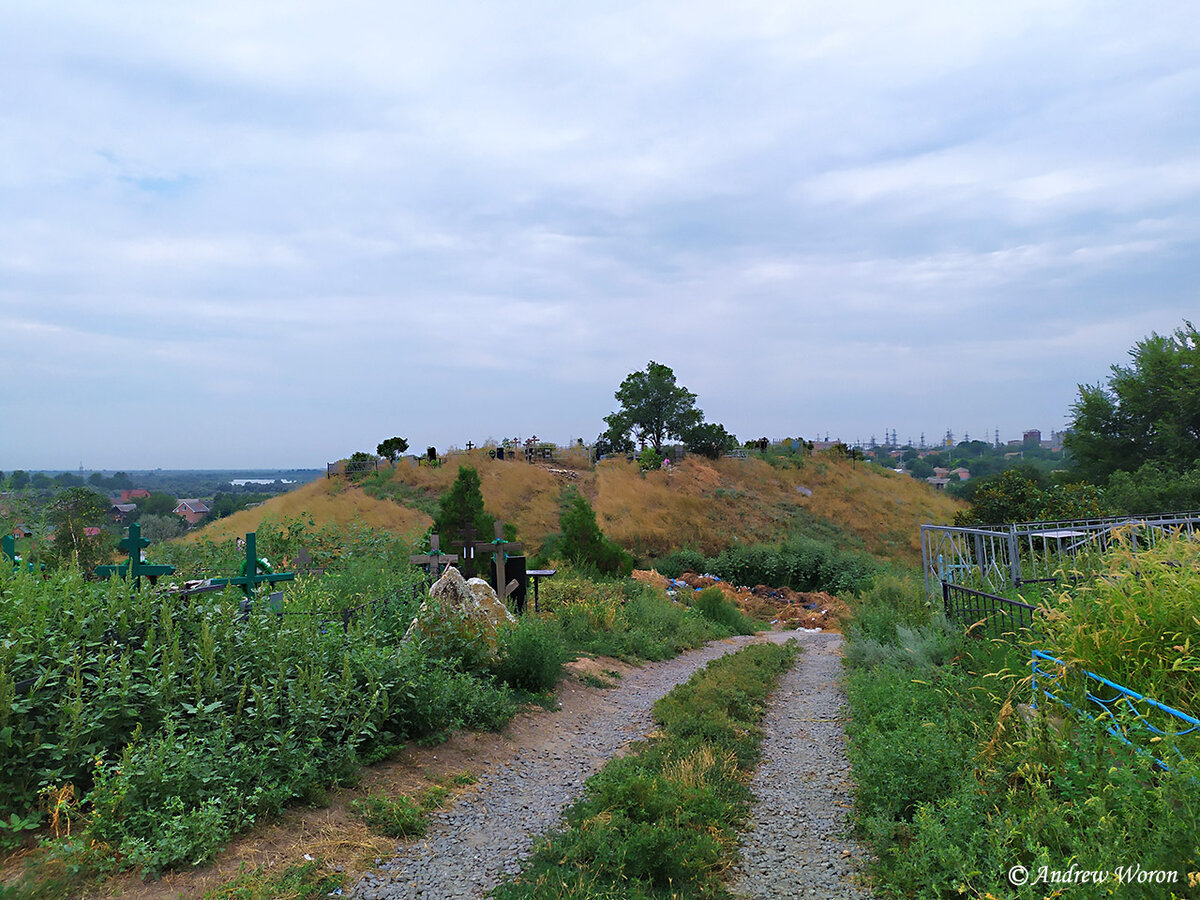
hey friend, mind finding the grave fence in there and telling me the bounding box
[921,510,1200,600]
[1032,649,1200,773]
[941,582,1038,640]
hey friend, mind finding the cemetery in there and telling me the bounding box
[1,439,1198,898]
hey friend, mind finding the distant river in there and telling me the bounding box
[229,478,296,486]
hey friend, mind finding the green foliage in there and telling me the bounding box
[137,513,189,543]
[0,522,521,877]
[1105,459,1200,514]
[45,487,111,570]
[345,451,377,481]
[138,491,178,517]
[495,642,796,900]
[496,615,567,693]
[603,361,704,455]
[954,468,1109,525]
[636,446,665,471]
[689,587,757,635]
[351,792,428,838]
[433,466,498,559]
[539,574,718,661]
[682,422,738,460]
[376,436,409,462]
[656,536,878,595]
[844,563,1200,898]
[554,488,634,577]
[1066,321,1200,482]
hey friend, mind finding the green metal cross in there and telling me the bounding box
[208,531,296,599]
[95,522,176,589]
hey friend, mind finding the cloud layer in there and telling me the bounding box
[2,2,1198,467]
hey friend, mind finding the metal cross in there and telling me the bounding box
[208,531,296,600]
[95,522,176,589]
[409,533,459,579]
[473,521,523,601]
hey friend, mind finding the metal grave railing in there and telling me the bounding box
[921,510,1200,600]
[1031,649,1200,772]
[942,582,1038,640]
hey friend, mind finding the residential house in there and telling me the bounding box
[121,489,150,502]
[173,499,211,526]
[950,467,970,480]
[111,502,138,521]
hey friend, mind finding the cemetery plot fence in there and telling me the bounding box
[942,582,1038,640]
[1032,649,1200,773]
[921,510,1200,600]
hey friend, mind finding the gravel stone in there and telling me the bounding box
[350,630,804,900]
[730,631,873,899]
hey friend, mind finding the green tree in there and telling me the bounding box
[603,361,703,454]
[345,451,376,480]
[555,488,633,576]
[433,466,500,569]
[1066,321,1200,482]
[138,513,188,543]
[682,422,738,460]
[377,436,409,462]
[136,492,177,517]
[46,487,111,569]
[10,471,28,490]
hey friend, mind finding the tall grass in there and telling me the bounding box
[1041,530,1200,713]
[845,565,1200,898]
[0,523,518,876]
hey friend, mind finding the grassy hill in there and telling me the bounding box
[190,452,962,566]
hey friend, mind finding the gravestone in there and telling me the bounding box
[499,554,528,613]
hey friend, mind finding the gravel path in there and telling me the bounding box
[730,631,873,899]
[351,630,803,900]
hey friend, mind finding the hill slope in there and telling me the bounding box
[189,453,961,566]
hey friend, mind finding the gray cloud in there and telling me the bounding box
[2,1,1198,468]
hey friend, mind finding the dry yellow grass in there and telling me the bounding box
[591,454,961,563]
[190,452,961,565]
[188,476,431,543]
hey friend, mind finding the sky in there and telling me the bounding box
[2,2,1198,469]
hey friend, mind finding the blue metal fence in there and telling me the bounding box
[1031,649,1200,772]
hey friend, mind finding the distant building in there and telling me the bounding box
[1023,429,1042,444]
[926,477,951,490]
[111,502,137,521]
[173,499,210,525]
[950,467,971,481]
[121,489,150,502]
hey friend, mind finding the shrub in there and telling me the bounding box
[496,616,567,693]
[555,489,634,577]
[690,587,757,635]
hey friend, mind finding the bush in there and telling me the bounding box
[690,587,757,635]
[656,537,877,595]
[554,488,634,577]
[496,616,567,693]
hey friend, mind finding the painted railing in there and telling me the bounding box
[942,582,1038,639]
[1031,649,1200,772]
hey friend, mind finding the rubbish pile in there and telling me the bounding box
[632,568,853,632]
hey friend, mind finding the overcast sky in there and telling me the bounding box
[2,2,1198,469]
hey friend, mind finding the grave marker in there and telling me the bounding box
[473,521,523,604]
[208,532,296,599]
[95,522,176,589]
[409,533,459,579]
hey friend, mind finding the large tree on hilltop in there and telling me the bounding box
[604,361,704,454]
[1065,322,1200,482]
